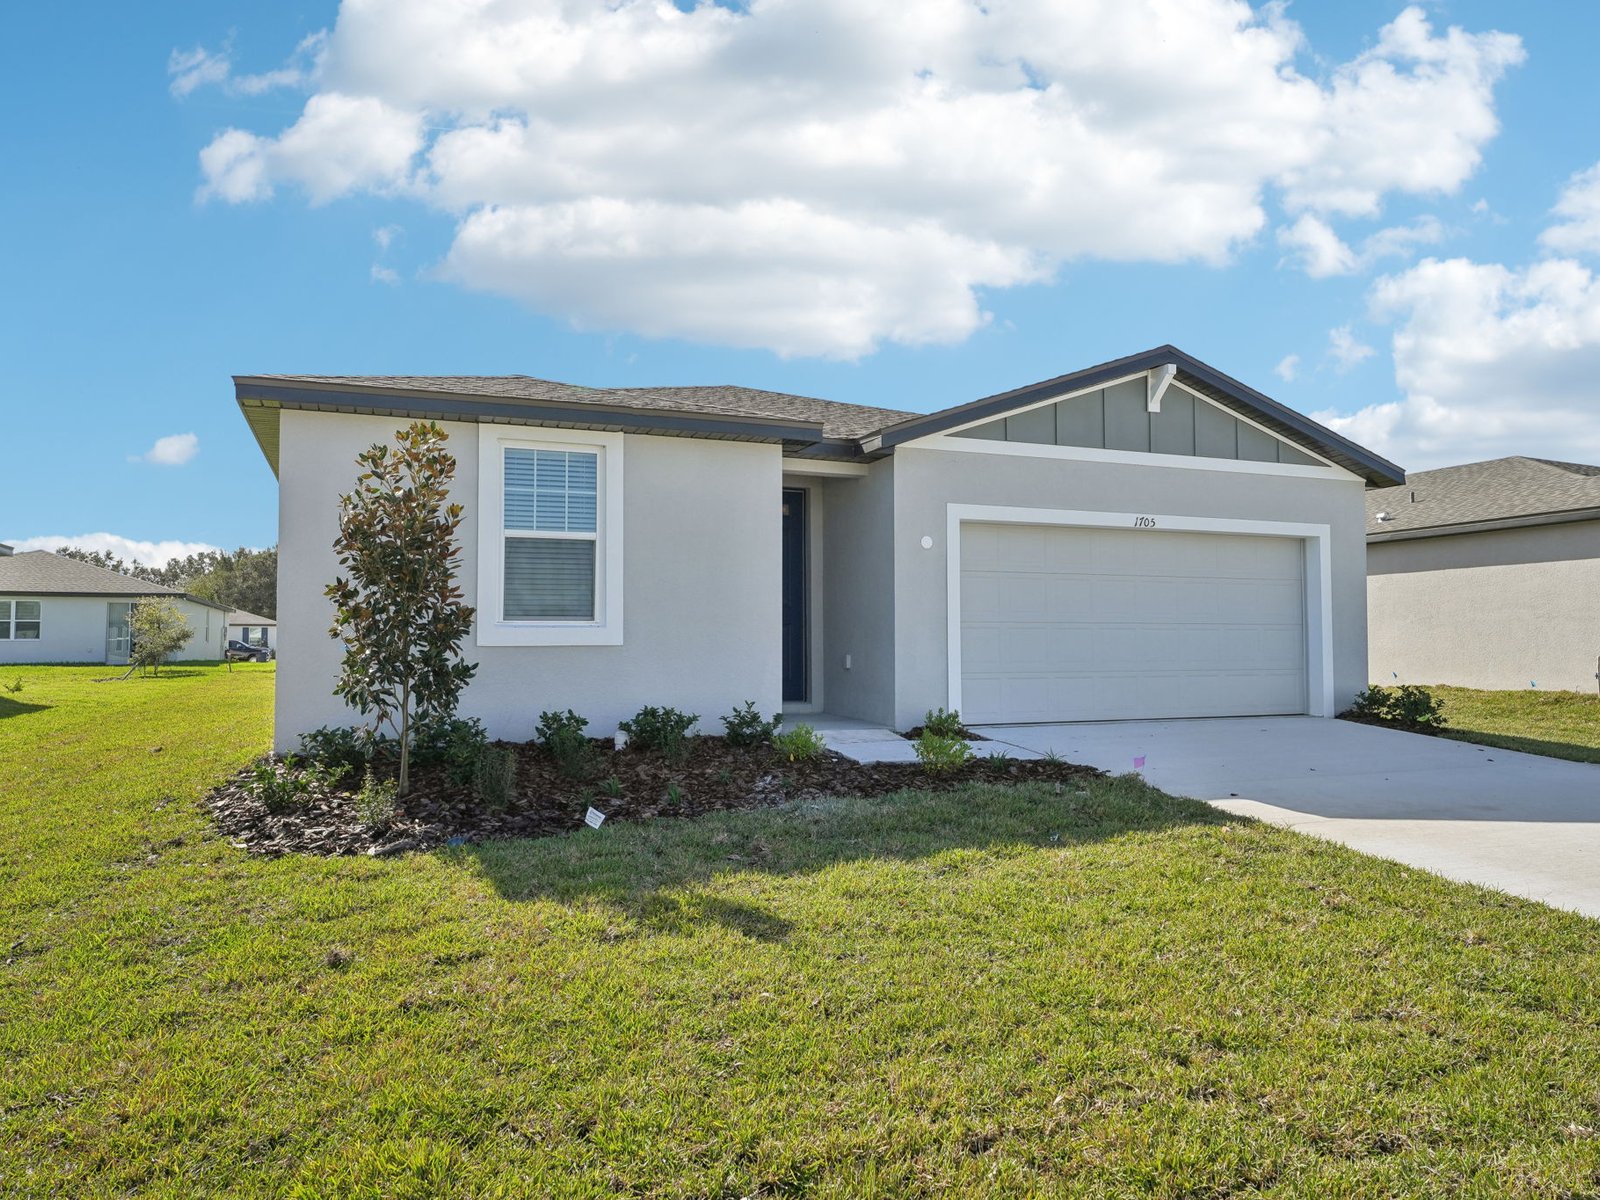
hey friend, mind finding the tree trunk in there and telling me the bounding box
[398,682,412,796]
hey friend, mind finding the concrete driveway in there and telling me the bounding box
[982,717,1600,919]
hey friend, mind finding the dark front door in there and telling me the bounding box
[781,488,807,702]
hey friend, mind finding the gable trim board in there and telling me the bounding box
[944,504,1335,722]
[913,432,1355,482]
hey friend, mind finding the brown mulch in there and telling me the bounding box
[207,735,1100,857]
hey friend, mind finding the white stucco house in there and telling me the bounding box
[240,346,1405,751]
[226,609,276,654]
[1367,456,1600,692]
[0,547,228,665]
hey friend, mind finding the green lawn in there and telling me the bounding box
[1431,685,1600,764]
[4,666,1600,1197]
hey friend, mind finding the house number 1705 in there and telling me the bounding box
[1133,516,1157,528]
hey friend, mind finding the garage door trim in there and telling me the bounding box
[945,504,1335,720]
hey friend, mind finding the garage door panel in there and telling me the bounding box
[960,523,1306,723]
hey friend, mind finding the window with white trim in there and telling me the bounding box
[477,426,624,646]
[504,447,599,620]
[0,599,41,640]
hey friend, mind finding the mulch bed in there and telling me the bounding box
[207,735,1100,857]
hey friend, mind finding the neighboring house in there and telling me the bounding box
[0,549,229,665]
[226,609,276,653]
[1367,456,1600,692]
[239,345,1404,751]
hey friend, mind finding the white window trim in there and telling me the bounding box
[944,504,1336,720]
[0,597,41,641]
[477,425,624,646]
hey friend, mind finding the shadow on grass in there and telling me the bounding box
[0,695,50,720]
[1439,728,1600,766]
[456,776,1219,939]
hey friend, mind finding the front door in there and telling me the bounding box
[106,601,133,665]
[781,488,808,702]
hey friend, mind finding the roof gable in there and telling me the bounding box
[866,346,1405,486]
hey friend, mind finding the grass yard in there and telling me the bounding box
[4,666,1600,1198]
[1430,685,1600,764]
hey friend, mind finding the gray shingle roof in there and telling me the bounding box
[225,609,276,626]
[248,374,915,441]
[0,551,186,597]
[1366,457,1600,536]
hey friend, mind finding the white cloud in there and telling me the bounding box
[1278,215,1357,278]
[168,33,326,99]
[1327,325,1376,371]
[4,534,223,568]
[370,264,400,285]
[193,1,1523,358]
[1321,255,1600,467]
[373,224,402,251]
[1274,354,1300,382]
[168,46,230,98]
[1278,213,1444,277]
[132,433,199,466]
[200,92,422,205]
[1539,162,1600,257]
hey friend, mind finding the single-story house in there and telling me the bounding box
[0,548,229,665]
[226,609,276,653]
[239,346,1404,751]
[1367,456,1600,692]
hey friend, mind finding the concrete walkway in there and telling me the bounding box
[808,713,1041,764]
[982,717,1600,920]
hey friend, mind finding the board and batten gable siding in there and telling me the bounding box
[273,409,782,751]
[1368,521,1600,692]
[887,444,1370,730]
[951,378,1326,468]
[0,594,224,664]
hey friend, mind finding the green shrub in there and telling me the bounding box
[722,701,782,748]
[598,776,624,799]
[665,780,687,806]
[621,706,699,764]
[773,723,826,763]
[920,707,966,738]
[4,677,22,695]
[298,725,374,776]
[243,756,347,814]
[472,745,517,810]
[536,709,595,780]
[412,716,489,784]
[1349,684,1447,729]
[355,767,399,830]
[915,731,974,774]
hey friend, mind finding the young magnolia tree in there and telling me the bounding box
[121,597,194,677]
[326,421,477,794]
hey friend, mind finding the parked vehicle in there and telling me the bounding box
[225,640,273,663]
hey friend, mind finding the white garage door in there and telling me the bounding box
[960,523,1307,723]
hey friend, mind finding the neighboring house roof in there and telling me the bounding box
[0,543,12,556]
[237,345,1405,486]
[1367,456,1600,541]
[0,551,231,610]
[226,609,276,627]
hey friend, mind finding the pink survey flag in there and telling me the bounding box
[1133,755,1146,769]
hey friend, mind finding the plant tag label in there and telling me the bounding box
[584,806,606,829]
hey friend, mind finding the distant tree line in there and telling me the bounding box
[54,545,278,619]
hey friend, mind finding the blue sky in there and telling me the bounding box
[6,1,1600,563]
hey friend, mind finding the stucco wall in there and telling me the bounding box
[0,594,225,664]
[274,410,782,750]
[889,446,1370,729]
[1368,522,1600,691]
[819,463,897,725]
